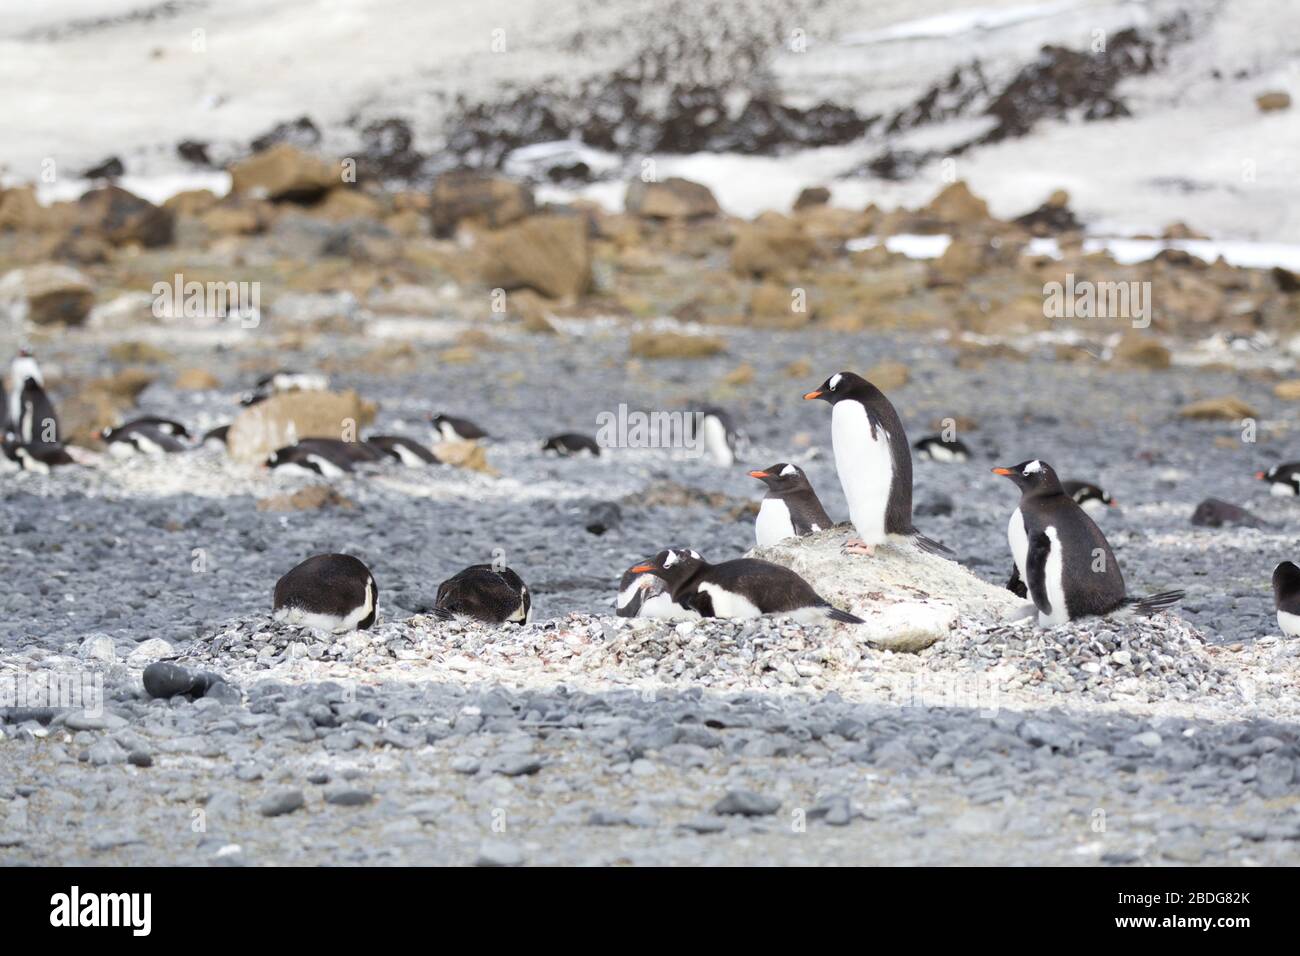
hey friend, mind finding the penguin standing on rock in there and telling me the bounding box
[628,548,863,623]
[804,372,949,557]
[1256,462,1300,497]
[1272,562,1300,636]
[993,459,1183,627]
[616,560,698,619]
[749,463,833,546]
[433,564,532,623]
[273,554,378,632]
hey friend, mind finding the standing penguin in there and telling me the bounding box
[993,459,1182,627]
[804,371,948,556]
[6,349,43,432]
[749,463,834,546]
[1273,562,1300,636]
[628,548,863,623]
[8,353,59,447]
[689,406,743,466]
[433,564,531,624]
[273,554,378,632]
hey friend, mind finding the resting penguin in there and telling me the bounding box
[110,415,190,439]
[430,413,488,443]
[914,435,971,463]
[1272,562,1300,637]
[993,459,1183,627]
[542,433,601,457]
[202,424,230,448]
[241,370,329,406]
[616,560,699,619]
[749,463,833,547]
[265,439,373,478]
[101,420,188,456]
[1062,479,1116,515]
[1,432,75,473]
[273,554,377,632]
[1256,462,1300,497]
[628,548,863,623]
[367,434,440,467]
[433,564,531,624]
[804,372,950,557]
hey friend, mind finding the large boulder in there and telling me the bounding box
[229,144,337,202]
[77,185,175,247]
[226,390,377,463]
[731,213,814,278]
[429,171,533,238]
[919,180,993,228]
[478,214,591,299]
[0,264,95,326]
[625,177,720,220]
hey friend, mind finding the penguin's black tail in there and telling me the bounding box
[825,607,865,625]
[911,532,955,558]
[1129,590,1186,615]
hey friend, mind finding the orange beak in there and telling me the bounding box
[803,390,822,400]
[630,564,655,574]
[1255,471,1267,480]
[991,467,1014,476]
[749,470,769,479]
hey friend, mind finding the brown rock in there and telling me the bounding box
[226,389,376,463]
[921,181,992,227]
[929,235,1019,285]
[1114,335,1171,369]
[163,189,219,217]
[866,360,909,392]
[1273,380,1300,401]
[506,288,557,333]
[1162,221,1209,240]
[480,214,591,299]
[201,203,264,236]
[0,264,95,326]
[748,281,812,328]
[1256,91,1291,113]
[77,185,175,247]
[108,341,174,364]
[731,214,814,278]
[429,171,533,238]
[629,331,725,359]
[93,368,156,402]
[311,188,384,221]
[174,368,221,390]
[58,387,127,447]
[433,439,497,476]
[257,485,355,512]
[0,186,58,233]
[1178,396,1259,421]
[229,144,337,202]
[793,186,831,210]
[722,363,755,386]
[625,177,720,220]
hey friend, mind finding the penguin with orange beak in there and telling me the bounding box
[1256,462,1300,497]
[749,463,833,547]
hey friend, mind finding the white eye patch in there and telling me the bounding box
[663,551,680,568]
[828,373,842,390]
[1023,460,1044,476]
[779,464,797,477]
[688,550,700,559]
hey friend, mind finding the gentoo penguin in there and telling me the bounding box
[914,435,971,463]
[1062,479,1116,515]
[6,349,43,433]
[629,548,863,623]
[1,433,74,473]
[101,420,188,456]
[107,415,190,439]
[1256,462,1300,497]
[433,564,531,624]
[202,424,230,448]
[1272,561,1300,636]
[266,439,364,478]
[993,459,1183,627]
[430,413,488,442]
[804,372,949,557]
[11,373,59,446]
[616,560,699,619]
[542,433,601,457]
[688,406,742,466]
[367,434,440,467]
[241,370,329,406]
[273,553,378,632]
[749,463,833,546]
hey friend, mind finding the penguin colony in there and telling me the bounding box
[16,347,1300,639]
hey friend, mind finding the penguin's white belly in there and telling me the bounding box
[1079,497,1108,517]
[1036,526,1071,627]
[1278,610,1300,637]
[832,401,892,543]
[17,449,49,474]
[393,443,428,467]
[755,498,796,546]
[926,444,965,463]
[1270,482,1296,497]
[1008,507,1028,580]
[640,591,696,620]
[701,416,733,466]
[107,439,139,459]
[276,579,373,633]
[273,462,320,479]
[698,583,762,619]
[307,455,345,478]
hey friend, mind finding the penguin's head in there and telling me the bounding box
[749,462,808,492]
[629,548,704,588]
[992,459,1063,496]
[1257,465,1280,481]
[1273,561,1300,601]
[803,371,870,403]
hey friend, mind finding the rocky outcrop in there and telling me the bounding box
[229,144,337,202]
[429,171,533,238]
[77,185,174,247]
[625,177,719,220]
[226,390,377,463]
[478,214,591,299]
[0,264,95,326]
[731,213,814,278]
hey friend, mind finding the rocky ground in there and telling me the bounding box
[2,320,1300,865]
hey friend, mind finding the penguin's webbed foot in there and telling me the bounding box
[843,538,876,556]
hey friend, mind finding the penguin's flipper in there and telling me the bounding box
[1006,565,1027,599]
[824,606,864,625]
[1025,530,1054,617]
[910,531,955,558]
[1129,590,1185,615]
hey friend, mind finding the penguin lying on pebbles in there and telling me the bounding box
[616,560,699,619]
[1272,562,1300,636]
[202,424,230,448]
[749,463,833,546]
[273,554,378,633]
[430,413,488,442]
[267,438,384,477]
[1062,479,1116,515]
[629,548,863,623]
[542,433,600,456]
[101,420,188,456]
[914,435,971,462]
[689,406,743,466]
[367,434,440,466]
[241,370,328,406]
[1,432,74,472]
[993,459,1183,627]
[804,372,951,557]
[433,564,531,624]
[1256,462,1300,496]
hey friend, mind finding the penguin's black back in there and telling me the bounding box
[1021,493,1127,618]
[543,433,601,456]
[434,564,530,623]
[269,442,354,472]
[1273,562,1300,615]
[677,558,830,616]
[368,435,440,463]
[17,379,58,445]
[773,486,833,535]
[859,385,915,535]
[274,553,378,628]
